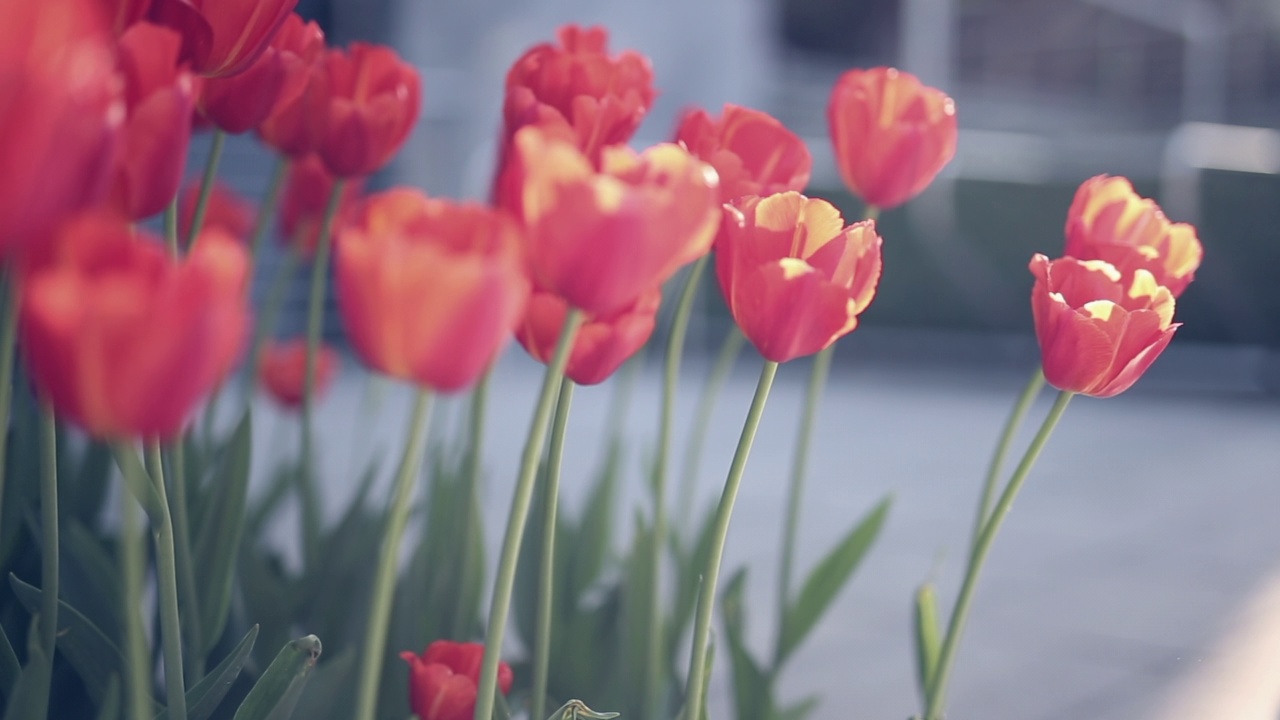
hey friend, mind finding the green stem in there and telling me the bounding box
[118,477,149,720]
[246,248,301,400]
[773,343,835,667]
[144,441,187,719]
[684,360,780,720]
[924,391,1074,720]
[299,181,345,562]
[971,367,1046,553]
[451,370,490,638]
[473,310,584,720]
[186,130,226,250]
[531,379,575,720]
[646,254,708,719]
[247,156,289,267]
[164,199,179,257]
[0,272,20,527]
[677,326,745,534]
[168,439,203,678]
[353,389,433,720]
[36,401,57,718]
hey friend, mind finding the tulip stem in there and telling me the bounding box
[246,248,301,404]
[646,254,709,719]
[164,199,180,257]
[0,271,20,527]
[35,401,58,718]
[186,130,226,250]
[248,155,289,266]
[971,367,1046,553]
[677,326,745,534]
[451,370,490,638]
[168,438,204,678]
[774,343,835,667]
[473,310,584,720]
[924,390,1074,720]
[119,475,150,720]
[353,389,433,720]
[299,181,345,563]
[531,379,576,720]
[142,441,187,719]
[684,360,780,720]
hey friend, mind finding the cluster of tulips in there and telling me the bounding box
[0,0,1205,719]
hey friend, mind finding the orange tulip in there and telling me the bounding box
[335,189,529,391]
[279,154,364,258]
[259,339,338,408]
[675,104,812,203]
[505,126,720,317]
[20,213,250,439]
[256,13,328,157]
[0,0,123,255]
[827,67,957,209]
[503,24,656,160]
[195,40,286,134]
[716,192,882,363]
[318,43,421,178]
[109,22,195,220]
[149,0,297,78]
[178,180,255,242]
[1064,175,1203,297]
[1030,253,1179,398]
[516,286,660,386]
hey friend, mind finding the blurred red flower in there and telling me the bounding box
[259,339,338,408]
[278,154,364,258]
[827,67,957,210]
[335,189,529,391]
[401,641,513,720]
[1064,175,1203,297]
[0,0,123,255]
[675,104,811,203]
[716,192,883,363]
[517,285,660,386]
[101,0,152,35]
[20,213,249,439]
[149,0,297,78]
[318,43,420,177]
[195,41,286,134]
[256,13,328,157]
[178,180,255,242]
[1030,253,1179,398]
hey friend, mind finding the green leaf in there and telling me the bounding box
[720,569,771,720]
[61,521,123,644]
[95,676,121,720]
[290,648,356,720]
[3,617,48,720]
[544,699,621,720]
[68,440,112,526]
[774,695,819,720]
[0,621,20,700]
[669,502,717,662]
[193,412,252,654]
[8,573,133,708]
[153,625,258,720]
[913,583,941,704]
[568,441,620,599]
[232,634,321,720]
[777,496,891,665]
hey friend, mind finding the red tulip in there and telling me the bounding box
[318,43,421,178]
[1030,254,1178,398]
[259,339,337,408]
[279,154,364,258]
[827,67,957,209]
[1064,175,1203,297]
[716,192,883,363]
[149,0,297,78]
[20,213,250,439]
[517,286,660,386]
[675,104,812,202]
[502,24,656,160]
[256,13,328,157]
[401,641,513,720]
[0,0,123,256]
[102,0,153,35]
[504,126,720,316]
[195,40,286,134]
[109,22,195,220]
[335,189,529,391]
[178,180,255,242]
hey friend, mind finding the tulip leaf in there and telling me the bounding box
[8,573,134,709]
[153,624,258,720]
[194,411,252,655]
[545,699,621,720]
[913,582,942,703]
[0,621,19,699]
[62,520,124,643]
[232,634,321,720]
[95,676,121,720]
[720,568,772,720]
[778,495,890,665]
[2,617,48,720]
[290,648,356,720]
[775,696,819,720]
